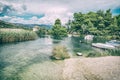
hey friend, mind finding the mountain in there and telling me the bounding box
[0,20,17,28]
[0,20,52,29]
[15,23,52,29]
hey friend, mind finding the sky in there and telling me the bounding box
[0,0,120,25]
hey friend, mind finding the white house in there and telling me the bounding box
[84,35,94,41]
[33,26,39,32]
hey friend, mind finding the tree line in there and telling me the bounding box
[67,9,120,39]
[51,9,120,39]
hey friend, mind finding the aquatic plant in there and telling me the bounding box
[108,49,120,56]
[0,28,38,43]
[51,45,70,60]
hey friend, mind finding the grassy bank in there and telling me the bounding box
[0,28,38,43]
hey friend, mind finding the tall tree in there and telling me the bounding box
[51,19,67,39]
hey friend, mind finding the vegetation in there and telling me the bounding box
[51,45,70,60]
[84,51,109,57]
[0,20,31,30]
[0,28,38,43]
[108,49,120,56]
[84,49,120,57]
[51,19,67,39]
[0,20,17,29]
[68,9,120,39]
[34,26,47,37]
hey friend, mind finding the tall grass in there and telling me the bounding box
[108,49,120,56]
[51,45,70,60]
[0,28,38,43]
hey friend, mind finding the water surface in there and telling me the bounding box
[0,37,104,80]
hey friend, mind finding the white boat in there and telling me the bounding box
[106,40,120,47]
[92,43,115,49]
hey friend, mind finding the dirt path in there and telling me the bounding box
[63,56,120,80]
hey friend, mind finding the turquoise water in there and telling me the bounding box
[0,36,103,80]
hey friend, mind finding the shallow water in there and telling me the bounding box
[0,37,103,80]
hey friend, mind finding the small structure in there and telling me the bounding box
[77,52,83,56]
[84,35,94,41]
[33,26,39,32]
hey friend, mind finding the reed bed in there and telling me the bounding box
[0,28,38,43]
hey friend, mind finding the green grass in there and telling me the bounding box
[83,49,120,57]
[108,49,120,56]
[0,28,38,43]
[84,51,109,57]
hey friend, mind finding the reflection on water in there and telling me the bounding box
[0,37,54,80]
[0,36,104,80]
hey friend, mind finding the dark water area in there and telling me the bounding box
[0,36,107,80]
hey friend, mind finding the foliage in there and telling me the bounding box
[84,51,109,57]
[68,9,120,39]
[51,45,70,60]
[108,49,120,56]
[85,49,120,57]
[0,20,31,30]
[0,28,38,43]
[51,19,67,39]
[35,27,47,37]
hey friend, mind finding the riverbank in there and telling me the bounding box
[20,56,120,80]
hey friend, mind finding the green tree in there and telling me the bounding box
[36,27,46,37]
[104,9,112,27]
[68,9,120,39]
[51,19,67,39]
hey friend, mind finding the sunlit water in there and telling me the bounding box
[0,37,104,80]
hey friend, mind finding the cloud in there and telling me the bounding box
[0,0,120,25]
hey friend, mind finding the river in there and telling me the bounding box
[0,36,103,80]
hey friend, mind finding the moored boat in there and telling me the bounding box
[106,40,120,47]
[92,43,115,49]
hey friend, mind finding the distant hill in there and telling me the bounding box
[0,20,52,29]
[0,20,18,28]
[15,23,52,29]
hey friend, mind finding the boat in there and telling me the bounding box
[92,43,115,49]
[77,52,83,56]
[106,40,120,47]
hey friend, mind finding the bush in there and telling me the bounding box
[35,27,47,37]
[51,45,70,60]
[84,51,109,57]
[108,49,120,56]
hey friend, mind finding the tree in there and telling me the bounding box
[51,19,67,39]
[104,9,112,27]
[36,27,46,37]
[68,9,120,39]
[54,19,61,25]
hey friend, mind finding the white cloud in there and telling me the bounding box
[0,16,12,21]
[0,0,120,25]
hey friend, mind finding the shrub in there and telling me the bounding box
[51,45,70,60]
[36,28,46,37]
[108,49,120,56]
[84,51,109,57]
